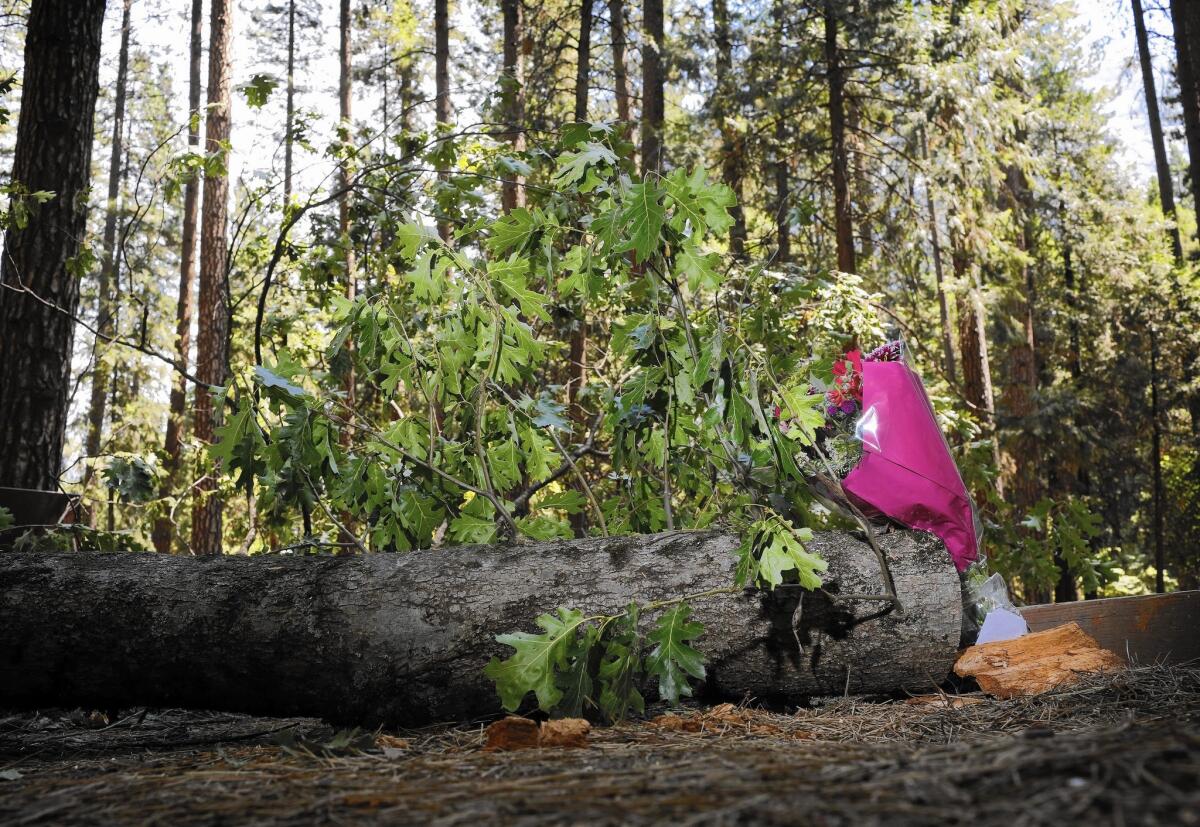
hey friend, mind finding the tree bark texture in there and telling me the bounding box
[0,530,961,726]
[640,0,664,175]
[824,1,855,275]
[500,0,526,212]
[574,0,592,122]
[1172,0,1200,232]
[713,0,746,259]
[191,0,234,555]
[434,0,451,241]
[1132,0,1184,265]
[152,0,204,555]
[921,129,955,385]
[609,0,631,124]
[285,0,296,200]
[83,0,133,492]
[0,0,106,491]
[337,0,356,417]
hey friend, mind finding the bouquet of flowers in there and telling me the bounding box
[798,340,981,572]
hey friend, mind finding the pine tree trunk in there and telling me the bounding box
[435,0,451,241]
[153,0,204,555]
[82,0,133,496]
[568,0,591,428]
[0,530,962,726]
[1172,0,1200,231]
[1169,0,1200,441]
[191,0,234,556]
[1002,166,1040,522]
[284,0,296,201]
[1150,327,1166,594]
[0,0,106,492]
[500,0,526,212]
[713,0,745,259]
[640,0,664,175]
[574,0,592,122]
[824,0,854,274]
[774,115,790,263]
[1133,0,1184,265]
[921,130,955,385]
[771,0,789,263]
[953,238,1000,499]
[609,0,631,124]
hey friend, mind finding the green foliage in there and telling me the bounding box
[484,607,589,712]
[485,596,716,722]
[644,604,706,703]
[239,74,279,109]
[736,517,826,590]
[102,455,158,504]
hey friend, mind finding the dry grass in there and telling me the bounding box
[1,664,1197,826]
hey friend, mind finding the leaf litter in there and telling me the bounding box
[0,663,1195,825]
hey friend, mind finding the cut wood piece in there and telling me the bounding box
[538,718,591,748]
[484,717,539,751]
[954,622,1123,698]
[1019,591,1200,665]
[0,529,962,726]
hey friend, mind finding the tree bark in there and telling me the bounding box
[152,0,204,555]
[1168,0,1200,441]
[191,0,234,555]
[640,0,664,175]
[435,0,452,241]
[500,0,526,212]
[285,0,296,201]
[338,0,356,404]
[774,115,790,263]
[1150,327,1166,594]
[920,129,955,385]
[82,0,133,494]
[713,0,746,259]
[574,0,592,122]
[1133,0,1184,265]
[0,0,106,492]
[1171,0,1200,232]
[0,529,962,726]
[609,0,631,124]
[824,0,854,274]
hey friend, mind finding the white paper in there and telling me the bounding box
[976,607,1029,644]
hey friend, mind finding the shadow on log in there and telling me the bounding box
[0,530,961,726]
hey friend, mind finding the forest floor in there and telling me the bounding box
[0,664,1196,826]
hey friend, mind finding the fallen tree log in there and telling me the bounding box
[0,529,961,725]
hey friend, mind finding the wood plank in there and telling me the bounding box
[1019,591,1200,666]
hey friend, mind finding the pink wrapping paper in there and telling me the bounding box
[841,361,980,570]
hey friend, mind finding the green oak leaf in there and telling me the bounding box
[748,519,825,590]
[516,513,574,540]
[486,207,538,254]
[644,603,706,704]
[536,490,586,513]
[597,605,644,722]
[254,365,306,399]
[554,141,619,187]
[209,397,266,496]
[622,181,666,262]
[484,607,589,712]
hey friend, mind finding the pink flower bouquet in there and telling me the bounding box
[801,341,981,571]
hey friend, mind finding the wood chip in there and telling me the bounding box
[482,717,591,751]
[483,717,539,752]
[954,622,1123,698]
[538,718,591,748]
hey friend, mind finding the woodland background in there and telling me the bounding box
[0,0,1198,605]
